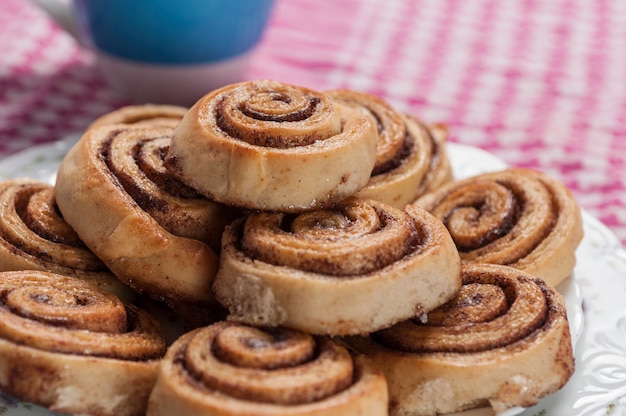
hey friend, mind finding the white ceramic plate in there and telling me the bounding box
[0,137,623,416]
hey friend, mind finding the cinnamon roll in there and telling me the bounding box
[347,263,575,416]
[146,321,388,416]
[0,270,166,416]
[0,178,132,300]
[326,89,453,208]
[54,124,236,324]
[166,80,378,212]
[89,104,188,129]
[412,168,584,287]
[212,197,461,335]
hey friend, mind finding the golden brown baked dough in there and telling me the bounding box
[165,80,379,212]
[406,118,453,197]
[0,178,132,300]
[212,197,461,335]
[347,263,575,416]
[146,322,388,416]
[412,168,584,287]
[89,104,188,129]
[326,89,453,208]
[54,124,236,324]
[0,270,166,416]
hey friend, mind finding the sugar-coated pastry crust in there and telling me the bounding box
[54,124,233,322]
[0,178,133,300]
[166,80,378,212]
[146,322,388,416]
[326,89,453,208]
[0,270,166,416]
[212,198,461,335]
[89,104,188,129]
[347,263,575,416]
[412,168,584,287]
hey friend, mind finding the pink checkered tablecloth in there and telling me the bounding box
[1,0,625,247]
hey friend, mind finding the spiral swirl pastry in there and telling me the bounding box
[347,263,575,416]
[89,104,188,129]
[0,270,166,416]
[412,168,584,287]
[54,124,234,323]
[146,321,388,416]
[0,178,133,300]
[212,197,461,335]
[326,89,453,208]
[165,80,378,212]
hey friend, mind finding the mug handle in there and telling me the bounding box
[29,0,79,40]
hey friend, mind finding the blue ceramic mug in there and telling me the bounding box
[32,0,275,105]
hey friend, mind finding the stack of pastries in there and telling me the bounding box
[0,80,583,416]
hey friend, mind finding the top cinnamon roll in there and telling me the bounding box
[165,80,378,212]
[89,104,188,129]
[325,89,453,208]
[412,168,584,286]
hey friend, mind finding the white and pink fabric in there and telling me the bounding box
[1,0,624,246]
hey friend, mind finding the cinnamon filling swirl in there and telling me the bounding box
[0,179,116,278]
[0,270,165,360]
[327,89,407,175]
[101,133,202,214]
[212,82,335,148]
[16,186,81,245]
[165,80,378,212]
[326,89,453,208]
[434,178,552,262]
[0,270,166,416]
[238,198,420,276]
[409,118,452,197]
[213,199,461,336]
[178,323,353,405]
[346,263,575,416]
[413,168,584,286]
[147,321,388,416]
[2,183,100,266]
[373,266,550,353]
[54,123,224,323]
[97,127,236,251]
